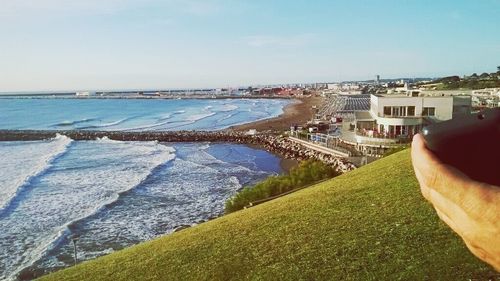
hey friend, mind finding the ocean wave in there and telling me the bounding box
[120,120,188,131]
[186,112,217,122]
[44,149,247,266]
[178,144,255,175]
[216,111,244,124]
[218,104,239,112]
[158,110,185,121]
[1,140,176,281]
[198,143,211,151]
[0,134,73,214]
[130,112,217,131]
[53,118,96,127]
[76,118,131,130]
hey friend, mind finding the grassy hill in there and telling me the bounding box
[39,150,499,280]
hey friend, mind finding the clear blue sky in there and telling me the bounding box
[0,0,499,91]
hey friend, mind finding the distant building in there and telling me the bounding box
[327,83,341,90]
[471,88,500,108]
[327,83,362,91]
[75,91,96,96]
[472,88,500,97]
[253,87,284,95]
[340,93,471,154]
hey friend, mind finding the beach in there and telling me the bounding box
[229,96,324,132]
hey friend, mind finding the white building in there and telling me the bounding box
[341,93,471,149]
[327,83,362,91]
[327,83,341,90]
[75,91,96,97]
[472,88,500,97]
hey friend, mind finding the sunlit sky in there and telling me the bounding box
[0,0,499,91]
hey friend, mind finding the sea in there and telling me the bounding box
[0,97,291,280]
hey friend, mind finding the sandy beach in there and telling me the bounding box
[229,96,325,132]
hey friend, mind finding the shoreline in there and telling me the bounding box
[243,142,299,173]
[229,96,324,132]
[0,130,356,173]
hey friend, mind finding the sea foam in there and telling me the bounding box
[0,139,175,281]
[0,134,73,212]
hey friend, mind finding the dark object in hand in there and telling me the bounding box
[422,108,500,186]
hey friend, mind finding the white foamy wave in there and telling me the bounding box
[158,110,186,121]
[186,112,217,122]
[0,134,73,212]
[218,104,239,112]
[179,144,255,175]
[120,120,185,131]
[216,111,241,124]
[95,136,121,143]
[198,143,211,150]
[158,114,172,121]
[77,118,130,129]
[53,118,96,127]
[152,113,217,130]
[55,151,245,262]
[0,140,175,281]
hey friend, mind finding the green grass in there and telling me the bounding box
[39,150,499,280]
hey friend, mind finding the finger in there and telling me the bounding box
[434,207,462,238]
[411,134,449,199]
[411,134,485,209]
[424,185,474,237]
[437,206,493,267]
[463,239,500,271]
[436,206,500,271]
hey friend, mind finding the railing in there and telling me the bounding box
[355,130,413,144]
[289,131,357,156]
[378,114,422,118]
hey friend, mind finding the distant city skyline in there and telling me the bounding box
[0,0,499,92]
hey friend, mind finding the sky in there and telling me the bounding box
[0,0,499,91]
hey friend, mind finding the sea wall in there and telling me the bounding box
[0,130,357,173]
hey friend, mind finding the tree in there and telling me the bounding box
[470,73,479,79]
[497,66,500,72]
[479,72,490,79]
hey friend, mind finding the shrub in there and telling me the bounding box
[384,145,410,157]
[225,160,338,213]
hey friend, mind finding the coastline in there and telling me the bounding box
[243,142,299,173]
[229,96,325,132]
[0,130,356,172]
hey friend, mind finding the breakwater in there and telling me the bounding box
[0,130,356,173]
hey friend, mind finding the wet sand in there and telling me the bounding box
[229,96,325,132]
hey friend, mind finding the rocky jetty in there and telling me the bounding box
[255,135,357,173]
[0,130,357,173]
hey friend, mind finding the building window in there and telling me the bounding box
[384,106,391,116]
[400,106,406,117]
[393,107,400,116]
[407,106,415,116]
[391,106,406,117]
[423,107,435,116]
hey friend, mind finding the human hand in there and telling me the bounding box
[411,134,500,271]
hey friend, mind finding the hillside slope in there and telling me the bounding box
[40,150,498,280]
